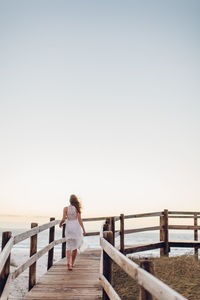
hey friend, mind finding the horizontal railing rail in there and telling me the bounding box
[100,217,188,300]
[100,237,187,300]
[1,210,199,299]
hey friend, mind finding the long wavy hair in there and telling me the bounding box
[69,194,82,213]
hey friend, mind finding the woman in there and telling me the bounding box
[59,194,86,270]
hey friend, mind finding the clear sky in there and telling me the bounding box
[0,0,199,219]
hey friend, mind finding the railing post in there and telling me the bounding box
[110,217,115,246]
[0,231,11,296]
[102,231,113,300]
[120,214,124,254]
[62,223,66,259]
[160,209,169,257]
[47,217,55,270]
[140,258,155,300]
[194,213,198,260]
[29,223,38,291]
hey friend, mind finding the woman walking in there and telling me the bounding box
[59,194,86,270]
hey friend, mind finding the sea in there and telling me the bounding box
[0,217,198,258]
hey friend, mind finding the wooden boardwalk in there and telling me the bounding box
[23,250,102,300]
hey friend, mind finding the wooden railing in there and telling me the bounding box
[100,210,200,300]
[1,210,199,299]
[100,216,188,300]
[0,216,104,300]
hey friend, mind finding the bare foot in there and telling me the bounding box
[67,263,72,271]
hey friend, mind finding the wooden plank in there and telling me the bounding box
[103,231,113,300]
[120,214,124,254]
[23,251,101,300]
[168,211,200,215]
[100,274,121,300]
[140,259,155,300]
[0,273,12,300]
[194,213,198,258]
[29,223,38,291]
[168,216,197,218]
[61,223,66,258]
[0,237,14,274]
[169,241,200,248]
[0,231,12,297]
[85,231,100,236]
[47,218,55,270]
[125,212,162,219]
[14,220,60,244]
[13,238,66,279]
[125,242,165,255]
[169,225,200,230]
[82,216,106,221]
[125,226,161,234]
[100,237,186,300]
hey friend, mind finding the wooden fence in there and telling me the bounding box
[100,210,200,300]
[0,210,199,299]
[0,216,105,300]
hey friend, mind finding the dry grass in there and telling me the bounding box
[112,255,200,300]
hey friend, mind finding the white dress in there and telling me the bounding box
[65,205,83,251]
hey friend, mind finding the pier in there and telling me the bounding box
[0,210,200,299]
[23,250,101,300]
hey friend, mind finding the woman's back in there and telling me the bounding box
[67,205,77,221]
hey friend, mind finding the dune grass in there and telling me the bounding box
[112,255,200,300]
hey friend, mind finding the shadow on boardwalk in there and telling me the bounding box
[23,250,101,300]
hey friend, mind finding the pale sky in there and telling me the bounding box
[0,0,200,219]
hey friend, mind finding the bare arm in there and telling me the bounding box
[77,212,86,235]
[59,207,67,228]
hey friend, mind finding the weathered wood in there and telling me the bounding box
[0,273,12,300]
[125,242,165,255]
[169,241,200,248]
[120,214,124,254]
[168,225,200,230]
[100,274,121,300]
[168,216,198,218]
[140,259,155,300]
[29,223,38,291]
[47,218,55,270]
[194,213,198,259]
[110,217,115,246]
[164,209,169,255]
[61,223,66,259]
[125,212,162,219]
[0,237,14,275]
[13,238,66,280]
[168,211,200,215]
[125,226,161,234]
[85,231,100,236]
[14,220,60,245]
[103,219,110,231]
[103,231,113,300]
[0,231,12,297]
[100,237,187,300]
[23,251,101,300]
[82,216,119,222]
[82,216,106,221]
[160,210,169,256]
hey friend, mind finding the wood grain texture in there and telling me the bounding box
[23,250,101,300]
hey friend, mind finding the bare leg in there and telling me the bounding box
[72,249,77,267]
[66,250,72,270]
